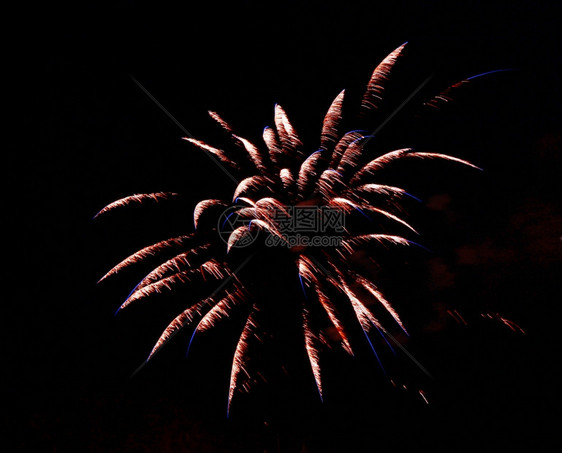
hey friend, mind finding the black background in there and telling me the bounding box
[7,1,562,451]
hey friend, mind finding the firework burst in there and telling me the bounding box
[96,43,502,414]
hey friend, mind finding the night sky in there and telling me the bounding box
[7,1,562,452]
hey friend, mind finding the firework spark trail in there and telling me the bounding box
[143,253,256,365]
[306,253,432,377]
[233,134,267,173]
[299,252,394,372]
[195,285,246,333]
[193,199,228,229]
[93,192,179,218]
[232,176,270,201]
[117,243,214,310]
[297,255,354,355]
[360,42,408,113]
[338,275,389,373]
[118,259,228,311]
[328,130,366,169]
[274,103,303,159]
[262,126,282,164]
[297,151,323,197]
[98,234,194,283]
[303,306,324,401]
[424,68,513,109]
[356,275,408,335]
[146,298,213,362]
[351,151,482,184]
[208,110,234,133]
[350,183,422,203]
[482,312,525,334]
[98,43,510,413]
[321,89,346,150]
[132,243,213,288]
[182,138,240,170]
[279,168,294,192]
[227,306,258,417]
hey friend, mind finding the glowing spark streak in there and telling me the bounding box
[303,307,323,400]
[317,254,432,379]
[146,255,254,363]
[194,199,227,229]
[349,148,413,182]
[298,255,354,355]
[208,110,234,133]
[297,151,323,196]
[357,275,408,334]
[330,197,416,232]
[233,134,266,173]
[321,89,345,149]
[316,169,343,198]
[337,136,368,172]
[146,299,211,361]
[328,130,365,169]
[234,196,256,207]
[197,287,246,333]
[315,256,416,372]
[341,234,412,254]
[262,126,281,164]
[228,307,258,417]
[316,288,354,355]
[182,137,240,170]
[360,42,407,112]
[245,218,287,245]
[184,287,247,357]
[97,235,193,283]
[338,276,388,372]
[232,176,269,201]
[353,183,409,197]
[425,69,512,109]
[255,197,288,215]
[120,260,226,310]
[482,313,525,334]
[279,168,294,192]
[227,226,255,253]
[329,197,363,214]
[274,104,302,155]
[133,244,212,290]
[367,207,418,234]
[94,192,178,218]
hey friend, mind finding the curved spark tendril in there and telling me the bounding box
[96,44,510,414]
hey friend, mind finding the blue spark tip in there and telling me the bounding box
[404,191,423,203]
[466,68,513,81]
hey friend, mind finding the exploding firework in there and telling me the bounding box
[96,43,504,414]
